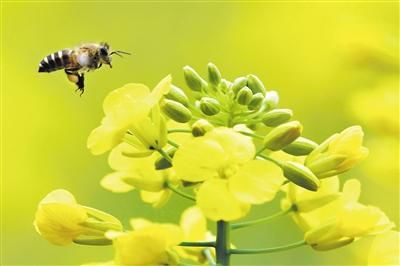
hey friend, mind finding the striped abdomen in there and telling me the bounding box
[38,50,73,73]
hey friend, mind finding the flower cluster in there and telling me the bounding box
[34,63,398,265]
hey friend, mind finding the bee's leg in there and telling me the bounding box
[65,70,85,95]
[76,74,85,96]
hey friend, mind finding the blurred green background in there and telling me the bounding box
[2,2,398,265]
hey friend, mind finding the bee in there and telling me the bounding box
[38,42,130,95]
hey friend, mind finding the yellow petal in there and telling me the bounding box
[103,83,150,115]
[40,189,77,204]
[229,160,284,204]
[101,172,135,193]
[129,218,153,230]
[140,190,171,208]
[197,179,250,221]
[149,75,172,103]
[180,206,207,241]
[205,128,255,164]
[338,203,394,237]
[87,123,126,155]
[173,137,226,182]
[368,231,400,265]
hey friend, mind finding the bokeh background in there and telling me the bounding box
[2,1,399,265]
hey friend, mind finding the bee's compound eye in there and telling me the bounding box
[100,48,108,56]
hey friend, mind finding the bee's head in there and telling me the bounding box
[99,43,112,67]
[99,42,130,68]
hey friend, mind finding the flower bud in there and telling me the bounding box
[161,99,192,123]
[207,62,222,86]
[262,109,293,127]
[281,161,320,191]
[191,119,214,137]
[34,190,122,246]
[283,137,318,156]
[264,90,279,110]
[248,93,264,110]
[183,66,207,92]
[305,126,369,178]
[199,97,221,116]
[230,77,248,94]
[164,85,189,107]
[263,121,302,151]
[218,79,231,93]
[236,86,253,105]
[247,74,267,95]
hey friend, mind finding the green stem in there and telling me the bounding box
[231,207,293,230]
[256,154,283,167]
[229,240,306,255]
[167,139,180,148]
[156,148,173,164]
[165,182,196,201]
[73,238,112,246]
[237,131,264,140]
[179,241,216,247]
[216,221,230,266]
[168,128,192,134]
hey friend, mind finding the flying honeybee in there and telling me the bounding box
[38,42,130,95]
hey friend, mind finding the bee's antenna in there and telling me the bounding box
[110,50,131,57]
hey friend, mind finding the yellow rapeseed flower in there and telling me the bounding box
[101,143,175,207]
[173,127,285,221]
[305,126,369,178]
[87,75,171,155]
[34,190,122,245]
[305,202,394,251]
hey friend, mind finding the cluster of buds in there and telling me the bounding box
[33,63,397,266]
[162,63,285,128]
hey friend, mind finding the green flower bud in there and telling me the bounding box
[191,119,214,137]
[248,93,264,110]
[263,121,302,151]
[199,97,221,116]
[183,65,207,92]
[247,74,267,95]
[236,86,253,105]
[164,85,189,107]
[262,109,293,127]
[281,161,320,191]
[264,90,279,110]
[207,62,222,87]
[231,77,248,94]
[161,99,192,123]
[283,137,318,156]
[218,79,231,93]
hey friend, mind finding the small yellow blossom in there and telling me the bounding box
[87,75,171,155]
[367,230,400,265]
[305,202,394,251]
[101,143,175,207]
[305,126,369,178]
[107,219,183,266]
[173,127,285,221]
[34,189,122,245]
